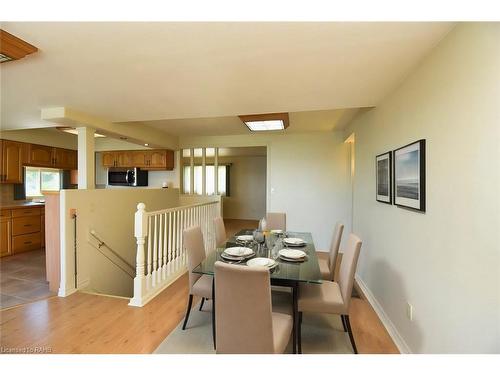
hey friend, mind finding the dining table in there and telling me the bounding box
[192,229,323,354]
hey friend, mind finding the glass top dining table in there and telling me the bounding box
[192,229,323,284]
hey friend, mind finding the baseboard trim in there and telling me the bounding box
[355,275,412,354]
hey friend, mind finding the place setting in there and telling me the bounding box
[220,246,255,264]
[278,248,308,263]
[282,237,307,248]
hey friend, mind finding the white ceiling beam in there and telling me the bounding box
[41,107,179,150]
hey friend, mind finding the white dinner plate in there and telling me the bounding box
[279,255,306,263]
[283,238,306,247]
[220,252,245,261]
[271,229,284,234]
[236,235,254,242]
[278,249,307,259]
[224,246,254,257]
[247,257,277,269]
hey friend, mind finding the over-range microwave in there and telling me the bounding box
[107,168,148,187]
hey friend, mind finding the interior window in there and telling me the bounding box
[183,165,228,196]
[25,167,61,198]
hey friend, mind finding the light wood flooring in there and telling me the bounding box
[0,219,399,354]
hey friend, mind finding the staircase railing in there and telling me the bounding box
[89,230,135,278]
[129,199,221,307]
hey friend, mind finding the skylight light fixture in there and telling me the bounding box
[239,113,289,132]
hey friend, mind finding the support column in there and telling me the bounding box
[76,127,95,189]
[214,147,219,196]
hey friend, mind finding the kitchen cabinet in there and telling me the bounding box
[28,144,53,167]
[1,140,25,183]
[0,205,44,257]
[29,144,77,170]
[130,151,149,168]
[53,148,77,170]
[102,149,174,170]
[0,139,77,184]
[102,151,132,167]
[0,214,12,257]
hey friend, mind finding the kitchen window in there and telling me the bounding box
[25,167,62,198]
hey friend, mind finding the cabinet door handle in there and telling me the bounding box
[24,241,32,245]
[24,224,32,227]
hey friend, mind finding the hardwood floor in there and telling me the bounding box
[223,218,259,238]
[0,219,398,354]
[0,270,398,354]
[0,273,191,354]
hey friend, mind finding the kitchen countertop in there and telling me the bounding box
[0,201,45,209]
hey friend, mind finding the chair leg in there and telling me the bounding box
[182,294,194,330]
[298,312,303,354]
[341,314,347,332]
[199,297,205,311]
[344,315,358,354]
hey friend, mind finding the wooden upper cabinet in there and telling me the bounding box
[130,151,149,168]
[28,144,54,167]
[1,140,24,183]
[53,148,77,170]
[116,151,132,167]
[102,151,132,167]
[101,149,174,170]
[102,152,116,167]
[149,151,166,168]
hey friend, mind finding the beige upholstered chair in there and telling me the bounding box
[182,226,213,330]
[265,212,286,231]
[318,222,344,281]
[214,261,293,354]
[214,216,227,247]
[298,233,362,353]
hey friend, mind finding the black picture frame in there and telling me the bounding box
[393,139,426,212]
[376,151,392,204]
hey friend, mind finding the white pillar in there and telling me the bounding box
[77,127,95,189]
[201,148,206,195]
[214,147,219,195]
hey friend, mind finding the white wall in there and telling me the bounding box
[59,188,181,297]
[220,155,267,220]
[345,23,500,353]
[267,132,352,250]
[179,132,352,250]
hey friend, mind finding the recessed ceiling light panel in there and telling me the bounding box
[239,113,289,132]
[56,127,106,138]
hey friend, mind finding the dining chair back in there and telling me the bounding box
[328,222,344,281]
[214,216,227,247]
[338,233,362,309]
[183,226,206,293]
[214,261,274,353]
[265,212,286,231]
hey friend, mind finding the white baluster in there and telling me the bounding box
[129,203,148,307]
[169,211,173,264]
[163,213,167,280]
[146,216,152,290]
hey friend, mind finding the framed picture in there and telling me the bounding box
[376,151,392,204]
[393,139,426,212]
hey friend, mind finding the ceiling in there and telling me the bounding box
[1,22,453,136]
[120,108,360,136]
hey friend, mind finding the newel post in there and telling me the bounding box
[129,203,148,307]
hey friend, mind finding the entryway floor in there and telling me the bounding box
[0,249,55,309]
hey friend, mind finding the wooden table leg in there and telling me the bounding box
[292,283,298,354]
